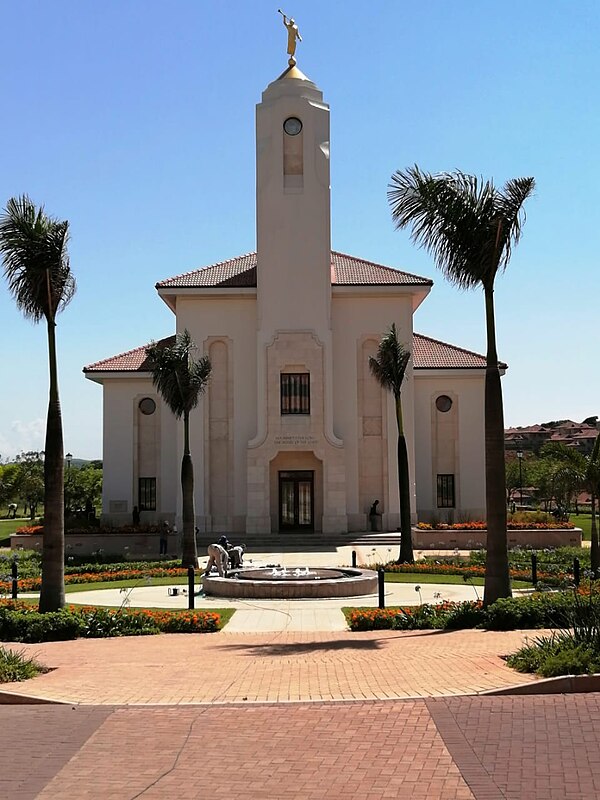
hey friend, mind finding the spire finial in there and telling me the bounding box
[278,9,302,66]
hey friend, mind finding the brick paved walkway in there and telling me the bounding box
[4,695,600,799]
[0,629,534,705]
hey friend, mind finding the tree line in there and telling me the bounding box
[0,452,102,519]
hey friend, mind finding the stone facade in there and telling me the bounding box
[84,61,492,536]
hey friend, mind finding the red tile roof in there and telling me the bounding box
[85,332,491,373]
[331,252,431,286]
[412,333,502,369]
[156,251,432,289]
[84,336,176,373]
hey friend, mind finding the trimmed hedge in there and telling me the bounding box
[0,600,222,642]
[346,590,589,632]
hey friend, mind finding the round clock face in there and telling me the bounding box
[283,116,302,136]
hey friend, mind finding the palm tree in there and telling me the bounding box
[0,195,75,611]
[388,167,535,604]
[146,330,211,568]
[369,324,413,563]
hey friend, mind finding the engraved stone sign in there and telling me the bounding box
[274,434,318,446]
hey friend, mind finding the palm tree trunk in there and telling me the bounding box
[181,410,198,568]
[396,396,414,563]
[591,491,599,577]
[482,285,511,605]
[39,319,65,612]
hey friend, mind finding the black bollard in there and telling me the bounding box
[352,550,357,568]
[187,566,195,610]
[573,557,580,587]
[378,567,385,609]
[11,561,18,600]
[531,552,538,586]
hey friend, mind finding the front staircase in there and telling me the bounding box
[195,530,402,550]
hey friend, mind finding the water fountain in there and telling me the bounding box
[202,564,378,599]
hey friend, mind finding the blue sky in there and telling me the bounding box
[1,1,598,460]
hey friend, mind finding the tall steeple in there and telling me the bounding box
[255,53,331,338]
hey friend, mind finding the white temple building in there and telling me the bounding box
[84,57,494,536]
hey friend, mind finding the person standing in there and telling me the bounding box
[159,521,170,556]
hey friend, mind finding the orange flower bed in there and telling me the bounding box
[0,566,188,594]
[416,520,574,531]
[0,599,221,634]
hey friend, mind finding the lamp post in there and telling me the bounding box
[516,450,523,509]
[65,453,73,514]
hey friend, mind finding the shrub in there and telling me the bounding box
[151,610,220,633]
[346,592,593,633]
[0,646,46,683]
[0,600,223,641]
[0,608,84,643]
[481,593,575,630]
[441,601,486,630]
[537,643,600,676]
[507,635,600,677]
[347,609,409,632]
[80,608,159,638]
[391,604,442,630]
[346,601,484,632]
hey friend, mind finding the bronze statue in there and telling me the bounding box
[278,10,302,64]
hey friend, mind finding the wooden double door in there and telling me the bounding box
[278,470,314,531]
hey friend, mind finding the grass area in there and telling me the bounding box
[570,514,592,540]
[63,576,191,593]
[382,571,531,589]
[0,518,38,546]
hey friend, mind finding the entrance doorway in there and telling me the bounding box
[279,470,314,531]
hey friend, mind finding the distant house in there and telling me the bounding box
[506,420,598,455]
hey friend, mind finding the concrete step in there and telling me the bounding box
[196,531,402,549]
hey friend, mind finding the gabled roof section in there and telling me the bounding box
[412,333,505,370]
[157,253,257,289]
[156,251,432,289]
[84,332,496,374]
[84,336,176,373]
[331,252,431,286]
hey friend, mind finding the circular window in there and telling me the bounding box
[138,397,156,415]
[283,116,303,136]
[435,395,453,413]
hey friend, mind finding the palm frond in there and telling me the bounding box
[369,323,410,399]
[146,329,211,419]
[388,167,535,290]
[493,177,536,270]
[0,195,75,322]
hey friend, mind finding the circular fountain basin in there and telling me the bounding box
[202,567,378,599]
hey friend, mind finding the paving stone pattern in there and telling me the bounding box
[5,697,600,799]
[0,629,531,705]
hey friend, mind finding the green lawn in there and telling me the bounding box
[570,514,592,540]
[382,572,531,588]
[0,517,39,545]
[64,576,195,593]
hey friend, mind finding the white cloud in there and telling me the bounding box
[0,418,45,460]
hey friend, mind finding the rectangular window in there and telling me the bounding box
[437,474,455,508]
[281,373,310,415]
[139,477,156,511]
